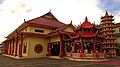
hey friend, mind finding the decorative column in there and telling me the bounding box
[46,37,51,56]
[8,40,11,55]
[14,37,18,56]
[11,38,14,56]
[19,35,23,57]
[93,37,96,53]
[59,34,64,58]
[81,38,83,52]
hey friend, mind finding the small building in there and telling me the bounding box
[69,17,105,59]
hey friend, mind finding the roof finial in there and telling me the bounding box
[105,10,108,16]
[70,20,72,24]
[85,16,88,21]
[24,19,25,22]
[94,21,95,24]
[49,9,51,12]
[24,19,26,22]
[80,22,81,24]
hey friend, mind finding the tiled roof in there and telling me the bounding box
[26,11,66,28]
[81,17,93,28]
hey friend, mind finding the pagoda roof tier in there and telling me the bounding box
[105,38,116,40]
[101,15,114,19]
[101,30,115,32]
[104,42,116,44]
[102,26,114,28]
[101,19,114,22]
[101,22,114,25]
[101,11,114,19]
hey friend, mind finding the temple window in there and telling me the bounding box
[35,29,44,33]
[34,44,43,54]
[23,43,27,53]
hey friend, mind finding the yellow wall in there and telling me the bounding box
[26,36,48,58]
[21,26,53,34]
[50,35,60,42]
[63,26,74,32]
[22,37,30,56]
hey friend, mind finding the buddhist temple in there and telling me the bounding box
[68,17,106,59]
[2,11,117,60]
[100,11,116,58]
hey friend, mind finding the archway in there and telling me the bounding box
[83,42,93,53]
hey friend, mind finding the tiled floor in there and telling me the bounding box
[0,55,119,67]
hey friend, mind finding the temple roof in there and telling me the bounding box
[27,11,66,28]
[81,17,93,28]
[47,22,75,36]
[101,11,114,19]
[6,11,67,38]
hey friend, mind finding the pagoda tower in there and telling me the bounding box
[100,11,116,58]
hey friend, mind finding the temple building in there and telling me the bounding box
[3,11,74,58]
[68,17,105,59]
[3,11,117,59]
[100,11,116,58]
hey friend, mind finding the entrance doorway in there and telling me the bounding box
[83,42,93,53]
[50,42,60,56]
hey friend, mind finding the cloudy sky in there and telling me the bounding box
[0,0,120,43]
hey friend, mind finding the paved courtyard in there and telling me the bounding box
[0,55,120,67]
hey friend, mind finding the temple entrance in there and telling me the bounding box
[96,42,101,52]
[83,42,93,53]
[50,42,60,56]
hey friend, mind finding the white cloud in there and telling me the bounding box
[113,0,120,3]
[0,0,104,43]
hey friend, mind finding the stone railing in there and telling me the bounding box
[68,52,106,59]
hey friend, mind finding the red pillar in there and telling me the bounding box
[93,37,96,53]
[8,40,11,55]
[4,42,9,54]
[59,35,64,58]
[14,37,18,56]
[19,35,23,57]
[11,39,14,56]
[81,38,83,53]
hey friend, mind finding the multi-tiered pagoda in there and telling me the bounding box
[100,11,116,58]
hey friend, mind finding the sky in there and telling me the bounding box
[0,0,120,43]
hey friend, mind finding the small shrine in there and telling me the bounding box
[67,17,106,60]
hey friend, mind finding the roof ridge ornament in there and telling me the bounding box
[105,10,109,16]
[49,9,51,12]
[70,20,72,24]
[24,19,27,23]
[85,16,88,21]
